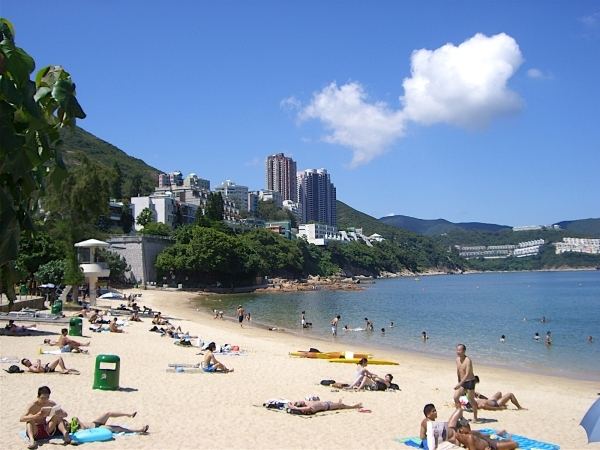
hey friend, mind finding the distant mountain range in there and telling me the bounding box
[380,215,600,238]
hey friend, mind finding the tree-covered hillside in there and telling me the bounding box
[557,218,600,238]
[60,126,160,196]
[336,201,466,272]
[379,215,509,236]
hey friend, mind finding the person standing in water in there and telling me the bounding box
[301,311,306,328]
[237,305,244,328]
[331,315,340,336]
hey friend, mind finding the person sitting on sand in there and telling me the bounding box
[420,403,445,450]
[474,392,526,411]
[21,357,79,375]
[20,385,75,449]
[45,329,89,353]
[5,320,37,334]
[455,416,517,450]
[353,358,392,390]
[130,310,142,322]
[286,399,362,415]
[71,411,148,434]
[203,342,234,373]
[152,313,169,325]
[109,318,125,333]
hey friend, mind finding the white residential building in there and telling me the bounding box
[131,192,198,230]
[555,237,600,254]
[215,180,249,211]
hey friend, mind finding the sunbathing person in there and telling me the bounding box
[152,313,169,325]
[475,392,526,410]
[353,358,392,390]
[20,385,74,449]
[5,320,37,334]
[455,416,517,450]
[45,328,89,353]
[21,357,79,375]
[72,411,148,434]
[203,342,234,373]
[286,399,362,415]
[109,318,125,333]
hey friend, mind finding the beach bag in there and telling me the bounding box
[309,348,320,353]
[320,379,335,386]
[5,365,24,373]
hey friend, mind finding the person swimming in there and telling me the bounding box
[500,335,505,342]
[534,332,540,341]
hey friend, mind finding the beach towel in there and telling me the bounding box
[476,428,560,450]
[1,356,20,363]
[20,428,140,443]
[166,367,203,373]
[40,349,88,355]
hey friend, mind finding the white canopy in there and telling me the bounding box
[74,239,110,248]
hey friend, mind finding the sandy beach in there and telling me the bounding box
[1,289,598,450]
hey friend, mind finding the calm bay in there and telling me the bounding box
[194,270,600,381]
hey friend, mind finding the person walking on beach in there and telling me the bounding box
[331,315,340,336]
[453,344,479,422]
[237,305,244,328]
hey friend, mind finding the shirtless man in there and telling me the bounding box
[453,344,478,422]
[5,320,37,334]
[301,311,306,328]
[475,392,526,411]
[364,318,374,331]
[237,305,244,328]
[455,417,518,450]
[21,357,79,375]
[203,342,234,373]
[72,411,148,434]
[286,399,362,415]
[109,318,124,333]
[20,386,75,449]
[331,315,340,336]
[45,329,89,353]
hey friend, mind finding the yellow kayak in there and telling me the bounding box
[289,351,373,359]
[328,358,398,365]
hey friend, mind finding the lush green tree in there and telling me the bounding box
[257,200,297,227]
[0,19,85,308]
[96,248,131,283]
[136,207,153,227]
[110,162,123,200]
[14,230,63,282]
[120,201,133,234]
[140,222,172,236]
[240,228,303,276]
[127,173,143,198]
[34,259,66,285]
[205,192,224,221]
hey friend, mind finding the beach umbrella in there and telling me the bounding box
[39,283,55,289]
[98,292,124,299]
[581,397,600,443]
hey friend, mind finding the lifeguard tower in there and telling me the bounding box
[74,239,111,306]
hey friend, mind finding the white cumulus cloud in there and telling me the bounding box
[288,33,525,167]
[298,82,405,167]
[401,33,524,129]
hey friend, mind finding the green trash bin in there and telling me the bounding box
[93,355,120,390]
[51,299,63,314]
[20,284,27,296]
[69,317,82,336]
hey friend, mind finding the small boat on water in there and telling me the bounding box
[414,278,420,281]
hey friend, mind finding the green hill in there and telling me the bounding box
[557,218,600,237]
[379,214,509,236]
[336,200,467,272]
[59,126,161,196]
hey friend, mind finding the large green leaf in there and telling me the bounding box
[21,79,41,120]
[0,74,23,106]
[0,101,23,159]
[0,187,20,265]
[52,79,86,120]
[0,40,35,88]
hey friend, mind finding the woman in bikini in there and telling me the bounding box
[475,392,526,410]
[72,411,148,434]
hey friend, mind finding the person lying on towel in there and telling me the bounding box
[286,399,362,415]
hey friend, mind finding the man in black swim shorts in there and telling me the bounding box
[453,344,479,422]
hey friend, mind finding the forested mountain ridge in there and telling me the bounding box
[379,215,509,236]
[59,126,160,196]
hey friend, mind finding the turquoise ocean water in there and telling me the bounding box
[193,271,600,380]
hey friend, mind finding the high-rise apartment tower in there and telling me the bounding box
[297,168,337,227]
[266,153,297,202]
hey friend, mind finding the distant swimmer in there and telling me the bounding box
[588,336,594,342]
[381,328,385,334]
[541,316,547,322]
[500,335,505,342]
[364,318,374,331]
[523,318,527,322]
[422,331,429,341]
[534,332,540,341]
[390,322,394,328]
[331,315,340,336]
[546,331,552,345]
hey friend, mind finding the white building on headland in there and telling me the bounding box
[215,180,249,211]
[512,224,560,232]
[555,238,600,254]
[297,224,375,246]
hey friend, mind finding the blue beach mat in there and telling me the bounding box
[395,431,560,450]
[20,428,139,443]
[477,428,560,450]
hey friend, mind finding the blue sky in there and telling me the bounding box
[3,1,599,226]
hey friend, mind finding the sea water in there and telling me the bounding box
[193,271,600,380]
